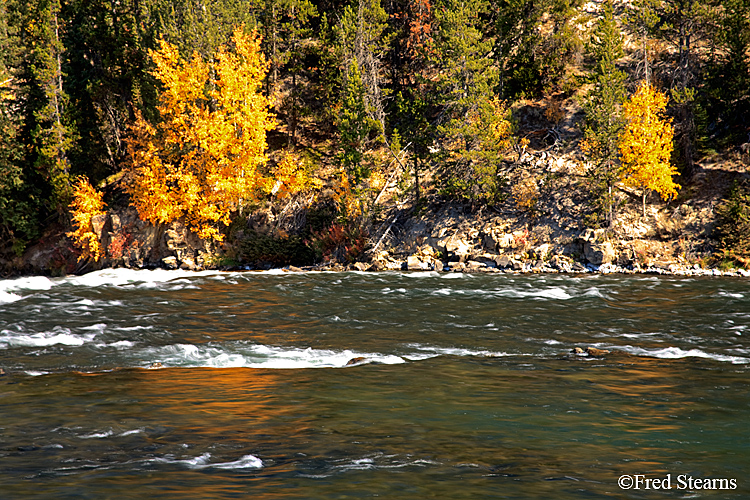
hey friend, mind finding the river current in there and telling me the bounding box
[1,269,748,499]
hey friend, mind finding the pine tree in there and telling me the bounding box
[337,61,375,183]
[0,0,39,253]
[625,0,660,84]
[433,0,505,202]
[18,0,76,214]
[582,0,627,227]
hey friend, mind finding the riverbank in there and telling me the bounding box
[3,134,748,279]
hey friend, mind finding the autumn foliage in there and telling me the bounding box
[125,28,274,241]
[619,82,679,214]
[67,177,106,261]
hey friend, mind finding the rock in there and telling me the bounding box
[585,347,610,357]
[352,262,368,272]
[466,260,486,271]
[570,347,610,357]
[110,213,122,232]
[345,357,368,366]
[584,241,615,266]
[474,255,498,267]
[511,260,523,271]
[90,214,110,240]
[149,362,164,369]
[533,243,551,260]
[286,265,304,272]
[448,261,465,272]
[481,232,499,252]
[549,254,571,270]
[161,256,178,269]
[407,255,426,271]
[495,255,512,269]
[179,256,197,270]
[572,261,587,272]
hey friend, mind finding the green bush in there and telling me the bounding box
[713,180,750,267]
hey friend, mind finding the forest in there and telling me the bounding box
[1,0,749,269]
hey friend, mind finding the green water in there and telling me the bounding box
[1,270,748,498]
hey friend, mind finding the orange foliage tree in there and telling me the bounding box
[125,28,275,241]
[67,177,106,261]
[619,81,679,216]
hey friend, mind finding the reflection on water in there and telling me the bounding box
[1,270,749,498]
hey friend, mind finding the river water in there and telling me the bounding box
[1,269,748,499]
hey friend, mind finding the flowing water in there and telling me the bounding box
[1,269,749,499]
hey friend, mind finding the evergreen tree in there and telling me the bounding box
[492,0,584,98]
[259,0,318,144]
[433,0,504,202]
[63,0,160,182]
[154,0,257,59]
[712,0,750,143]
[337,61,376,183]
[582,0,627,227]
[18,0,77,214]
[0,0,39,253]
[336,0,390,132]
[625,0,660,84]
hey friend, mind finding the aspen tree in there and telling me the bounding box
[619,82,679,216]
[126,28,274,241]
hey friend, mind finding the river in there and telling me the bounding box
[1,269,748,499]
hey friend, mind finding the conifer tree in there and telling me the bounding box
[582,0,626,227]
[626,0,660,84]
[337,0,390,132]
[18,0,76,214]
[0,0,39,253]
[433,0,504,201]
[337,61,375,183]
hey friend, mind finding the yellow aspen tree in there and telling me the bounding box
[619,81,679,216]
[67,177,106,261]
[125,27,275,241]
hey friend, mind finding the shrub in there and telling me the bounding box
[67,177,106,261]
[713,180,750,267]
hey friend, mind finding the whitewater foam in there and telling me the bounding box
[620,345,749,364]
[0,291,23,304]
[0,328,97,348]
[140,342,406,369]
[152,452,262,470]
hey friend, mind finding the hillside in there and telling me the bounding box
[1,0,749,276]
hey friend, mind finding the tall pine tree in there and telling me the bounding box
[582,0,627,227]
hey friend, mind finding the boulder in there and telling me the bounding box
[570,347,611,357]
[495,255,512,269]
[161,256,178,269]
[533,243,551,260]
[345,357,368,366]
[179,255,197,270]
[584,241,615,266]
[352,262,369,272]
[586,347,610,357]
[407,255,427,271]
[466,260,486,271]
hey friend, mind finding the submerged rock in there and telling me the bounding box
[585,347,610,357]
[345,357,368,366]
[570,347,611,357]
